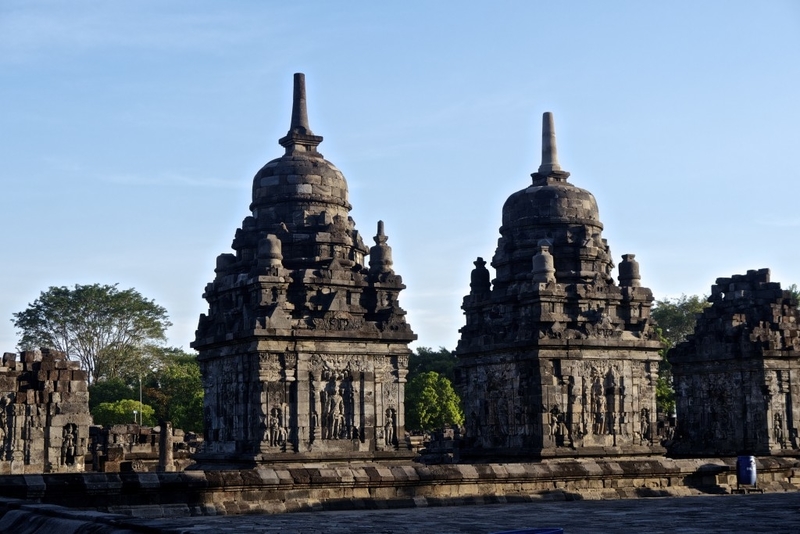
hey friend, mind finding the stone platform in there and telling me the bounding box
[0,456,797,518]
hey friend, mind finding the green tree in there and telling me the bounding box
[92,399,156,427]
[143,348,203,432]
[655,372,676,417]
[405,371,464,432]
[651,294,710,414]
[12,284,171,385]
[786,283,800,304]
[408,346,457,382]
[88,377,137,412]
[651,294,710,351]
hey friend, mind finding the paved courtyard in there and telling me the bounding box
[119,492,800,533]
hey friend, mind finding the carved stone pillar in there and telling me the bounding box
[158,421,174,472]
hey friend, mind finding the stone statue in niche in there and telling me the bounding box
[313,357,365,442]
[384,408,396,447]
[550,404,568,446]
[640,408,651,443]
[61,424,77,466]
[266,406,288,447]
[774,413,786,448]
[324,386,346,440]
[590,376,606,435]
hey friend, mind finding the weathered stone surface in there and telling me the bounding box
[0,349,90,474]
[192,73,416,464]
[668,268,800,456]
[0,457,798,519]
[456,113,664,459]
[89,424,199,473]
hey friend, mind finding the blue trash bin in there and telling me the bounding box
[736,455,757,486]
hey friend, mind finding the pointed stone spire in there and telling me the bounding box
[279,73,323,154]
[532,112,570,184]
[538,112,561,174]
[289,73,312,135]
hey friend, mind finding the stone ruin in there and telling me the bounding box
[90,423,200,473]
[456,113,664,459]
[668,268,800,456]
[192,73,416,464]
[0,348,199,474]
[0,349,91,473]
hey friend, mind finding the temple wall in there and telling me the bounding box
[198,342,411,461]
[0,349,91,474]
[669,269,800,457]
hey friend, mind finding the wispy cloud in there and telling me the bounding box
[101,171,247,189]
[0,2,292,64]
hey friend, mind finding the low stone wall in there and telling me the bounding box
[0,456,798,517]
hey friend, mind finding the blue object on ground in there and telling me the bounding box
[737,455,757,486]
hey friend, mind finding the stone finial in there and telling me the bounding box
[538,112,562,174]
[369,220,394,275]
[289,73,312,136]
[258,234,284,268]
[215,253,236,273]
[470,257,491,295]
[618,254,641,287]
[279,73,324,153]
[374,220,387,245]
[532,242,556,284]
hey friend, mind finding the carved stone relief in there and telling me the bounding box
[669,269,800,456]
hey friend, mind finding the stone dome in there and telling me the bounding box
[501,179,601,228]
[492,113,613,287]
[250,73,352,224]
[234,73,367,270]
[251,154,352,222]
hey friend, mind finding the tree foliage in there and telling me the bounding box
[656,376,676,416]
[651,294,710,351]
[142,348,203,432]
[650,294,710,415]
[405,371,464,432]
[88,378,137,412]
[88,347,203,432]
[92,399,156,427]
[12,284,171,385]
[408,346,457,382]
[786,284,800,304]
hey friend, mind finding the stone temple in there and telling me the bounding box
[456,113,664,459]
[193,74,416,464]
[668,269,800,456]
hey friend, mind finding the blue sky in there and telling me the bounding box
[2,1,799,353]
